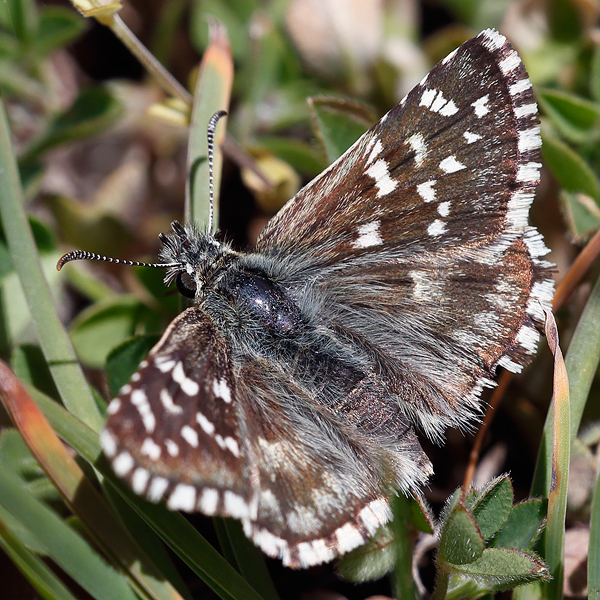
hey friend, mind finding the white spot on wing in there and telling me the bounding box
[417,180,436,202]
[335,522,365,553]
[420,88,458,116]
[198,488,219,514]
[100,430,117,457]
[131,389,155,433]
[407,133,427,166]
[439,156,465,173]
[165,439,179,456]
[471,95,490,118]
[196,411,215,435]
[480,29,506,51]
[224,491,249,518]
[113,452,134,476]
[212,377,232,403]
[141,437,161,460]
[509,79,532,96]
[181,425,199,447]
[514,103,537,119]
[427,219,447,237]
[160,388,183,414]
[438,201,451,217]
[147,476,169,502]
[352,221,383,249]
[500,51,521,75]
[155,357,176,373]
[518,127,542,152]
[168,484,197,511]
[365,138,383,165]
[516,162,541,183]
[132,468,150,494]
[366,158,398,197]
[463,130,481,144]
[172,362,200,396]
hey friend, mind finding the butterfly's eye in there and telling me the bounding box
[176,272,197,298]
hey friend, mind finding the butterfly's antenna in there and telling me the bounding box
[57,250,179,271]
[206,110,228,235]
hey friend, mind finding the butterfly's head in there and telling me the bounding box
[158,220,237,299]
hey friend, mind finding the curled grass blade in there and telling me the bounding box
[542,310,570,600]
[0,95,103,432]
[531,275,600,498]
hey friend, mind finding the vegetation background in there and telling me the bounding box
[0,0,599,599]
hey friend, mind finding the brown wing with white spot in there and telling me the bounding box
[101,307,256,520]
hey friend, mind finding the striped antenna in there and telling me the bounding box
[206,110,228,234]
[57,250,179,271]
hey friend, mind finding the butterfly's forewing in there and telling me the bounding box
[255,29,554,437]
[102,308,255,520]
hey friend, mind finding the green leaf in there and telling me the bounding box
[542,133,600,201]
[106,335,160,397]
[452,548,550,591]
[3,0,38,44]
[35,7,87,56]
[412,495,435,535]
[337,524,397,583]
[538,89,600,144]
[492,499,547,550]
[560,189,600,241]
[69,296,158,369]
[308,97,375,162]
[471,475,514,539]
[22,86,122,162]
[438,501,484,566]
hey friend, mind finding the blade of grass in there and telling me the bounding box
[542,310,570,600]
[589,468,600,600]
[23,385,268,600]
[185,19,233,227]
[531,275,600,497]
[0,461,139,600]
[0,509,80,600]
[218,518,280,600]
[0,358,187,600]
[0,95,103,432]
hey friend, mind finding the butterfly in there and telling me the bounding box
[59,29,554,569]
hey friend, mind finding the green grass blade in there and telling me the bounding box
[0,95,103,432]
[185,19,233,227]
[589,468,600,600]
[542,310,570,600]
[0,461,138,600]
[531,275,600,496]
[0,508,80,600]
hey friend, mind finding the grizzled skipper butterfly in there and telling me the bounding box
[58,29,554,568]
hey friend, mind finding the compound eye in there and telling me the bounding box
[176,272,196,298]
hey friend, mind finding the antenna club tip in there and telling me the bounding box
[57,252,75,271]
